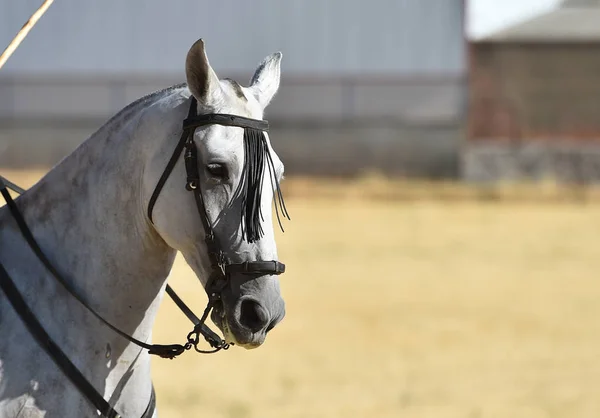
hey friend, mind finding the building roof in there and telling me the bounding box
[481,4,600,42]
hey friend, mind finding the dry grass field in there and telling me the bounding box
[4,170,600,417]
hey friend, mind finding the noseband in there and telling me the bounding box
[0,96,288,418]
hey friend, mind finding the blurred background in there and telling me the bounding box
[3,0,600,417]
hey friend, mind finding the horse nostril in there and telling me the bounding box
[238,299,270,333]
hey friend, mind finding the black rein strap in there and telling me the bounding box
[0,184,205,360]
[0,262,125,418]
[0,183,155,418]
[0,180,159,418]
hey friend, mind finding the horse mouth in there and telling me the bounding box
[210,305,236,344]
[211,304,265,349]
[210,304,227,335]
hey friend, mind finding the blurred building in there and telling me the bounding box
[465,0,600,183]
[0,0,466,177]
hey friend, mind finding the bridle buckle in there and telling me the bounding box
[186,180,197,191]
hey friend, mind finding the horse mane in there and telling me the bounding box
[103,83,188,129]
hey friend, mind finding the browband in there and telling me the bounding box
[183,113,269,132]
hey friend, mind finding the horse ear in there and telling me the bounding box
[248,52,282,108]
[185,39,222,104]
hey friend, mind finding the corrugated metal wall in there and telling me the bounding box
[0,0,466,177]
[1,0,465,75]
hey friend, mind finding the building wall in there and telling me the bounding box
[0,0,466,177]
[0,119,463,177]
[465,41,600,183]
[0,74,464,177]
[469,42,600,141]
[1,0,465,76]
[0,74,465,123]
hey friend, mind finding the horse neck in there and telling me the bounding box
[0,90,198,414]
[16,92,181,341]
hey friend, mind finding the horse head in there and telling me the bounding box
[148,40,288,349]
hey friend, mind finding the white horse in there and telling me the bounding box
[0,39,287,418]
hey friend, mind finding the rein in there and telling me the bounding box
[0,96,288,418]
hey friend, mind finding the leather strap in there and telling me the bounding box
[225,261,286,275]
[0,260,158,418]
[184,113,269,132]
[141,386,157,418]
[165,285,225,348]
[146,100,195,224]
[0,186,190,359]
[184,133,215,245]
[0,175,25,194]
[0,261,121,418]
[0,187,158,417]
[147,98,221,266]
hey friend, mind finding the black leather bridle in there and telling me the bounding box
[147,96,286,354]
[0,96,287,418]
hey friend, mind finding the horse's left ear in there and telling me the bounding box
[248,52,282,108]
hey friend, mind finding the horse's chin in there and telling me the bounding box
[211,306,265,350]
[210,305,227,335]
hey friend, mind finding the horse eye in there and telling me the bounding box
[206,163,228,179]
